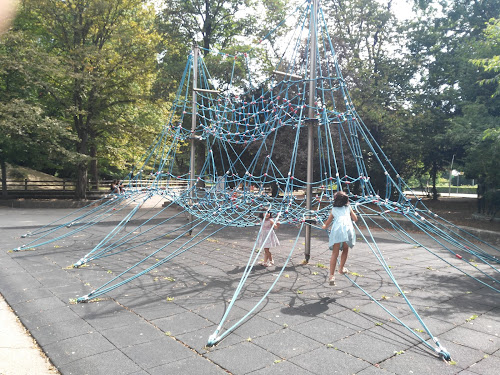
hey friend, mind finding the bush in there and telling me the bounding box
[481,190,500,218]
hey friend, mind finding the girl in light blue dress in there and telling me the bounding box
[322,191,358,285]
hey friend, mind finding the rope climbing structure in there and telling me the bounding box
[13,0,499,362]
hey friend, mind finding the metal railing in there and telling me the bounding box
[4,179,189,191]
[5,179,75,191]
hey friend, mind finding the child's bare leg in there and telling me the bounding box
[264,248,271,264]
[339,243,349,274]
[329,243,341,277]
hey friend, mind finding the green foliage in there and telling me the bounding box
[154,0,288,100]
[2,0,499,201]
[404,0,500,197]
[0,0,166,196]
[0,99,80,172]
[471,18,500,97]
[157,0,287,52]
[322,0,418,190]
[465,128,500,188]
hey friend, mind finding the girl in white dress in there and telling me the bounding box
[322,191,358,285]
[257,211,280,267]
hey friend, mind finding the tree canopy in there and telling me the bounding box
[0,0,499,204]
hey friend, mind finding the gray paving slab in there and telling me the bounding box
[356,365,397,375]
[151,309,215,336]
[251,327,323,359]
[175,323,246,354]
[439,325,500,354]
[294,295,348,317]
[292,316,358,344]
[12,295,67,317]
[204,341,279,374]
[84,309,148,331]
[380,349,462,375]
[1,206,499,375]
[248,359,315,374]
[349,300,414,321]
[231,314,283,340]
[465,309,500,337]
[147,354,227,375]
[100,320,168,348]
[234,296,288,312]
[334,328,417,365]
[411,340,488,371]
[289,345,371,374]
[1,272,44,292]
[254,305,317,328]
[19,305,82,329]
[1,286,55,306]
[462,354,500,375]
[55,349,143,375]
[48,282,92,300]
[42,332,116,366]
[30,318,95,346]
[192,302,249,324]
[325,307,383,331]
[120,337,194,369]
[418,299,496,326]
[381,315,456,340]
[129,300,189,321]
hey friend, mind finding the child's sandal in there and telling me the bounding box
[329,276,336,286]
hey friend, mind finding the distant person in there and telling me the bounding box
[110,179,124,194]
[110,180,118,193]
[257,210,280,267]
[117,180,125,193]
[322,191,358,285]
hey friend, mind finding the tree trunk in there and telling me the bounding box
[90,144,98,191]
[431,161,438,200]
[477,178,486,214]
[1,159,7,199]
[75,164,87,200]
[74,116,88,200]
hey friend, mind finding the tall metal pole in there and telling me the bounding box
[189,45,199,234]
[304,0,318,263]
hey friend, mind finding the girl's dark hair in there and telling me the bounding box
[259,210,273,219]
[333,191,349,207]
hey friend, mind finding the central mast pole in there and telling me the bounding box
[304,0,318,263]
[189,45,199,234]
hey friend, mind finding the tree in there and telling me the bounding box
[321,0,418,192]
[471,18,500,96]
[405,0,500,199]
[0,29,80,196]
[12,0,162,199]
[464,17,500,212]
[157,0,287,54]
[156,0,287,184]
[0,99,78,197]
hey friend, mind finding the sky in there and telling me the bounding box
[390,0,419,21]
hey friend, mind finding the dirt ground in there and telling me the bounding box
[413,196,500,232]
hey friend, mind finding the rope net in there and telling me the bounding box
[13,0,499,361]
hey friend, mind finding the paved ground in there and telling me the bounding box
[0,205,499,375]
